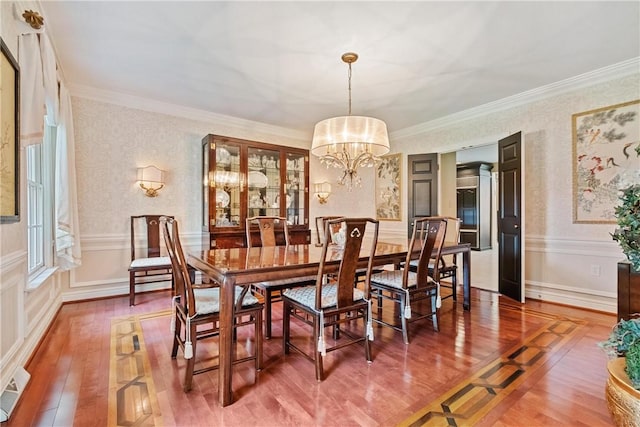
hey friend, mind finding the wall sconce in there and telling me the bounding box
[137,165,165,197]
[314,182,332,204]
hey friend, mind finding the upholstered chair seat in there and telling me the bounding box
[283,284,366,309]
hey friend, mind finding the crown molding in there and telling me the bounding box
[68,83,310,142]
[391,57,640,140]
[68,57,639,144]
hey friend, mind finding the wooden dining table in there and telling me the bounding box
[187,240,471,407]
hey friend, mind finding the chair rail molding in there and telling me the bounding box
[0,250,27,283]
[526,235,622,258]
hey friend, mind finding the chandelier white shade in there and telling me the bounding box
[310,53,390,190]
[311,116,389,156]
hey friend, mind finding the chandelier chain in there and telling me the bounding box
[347,62,352,116]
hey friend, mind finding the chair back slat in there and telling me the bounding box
[161,217,183,298]
[161,217,196,317]
[146,217,162,258]
[409,218,447,288]
[131,214,173,260]
[316,217,379,309]
[246,216,290,248]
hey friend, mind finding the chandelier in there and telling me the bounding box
[310,52,390,190]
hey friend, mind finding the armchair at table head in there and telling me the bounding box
[128,214,174,306]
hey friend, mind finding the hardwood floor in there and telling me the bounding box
[7,287,617,426]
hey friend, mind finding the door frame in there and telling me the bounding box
[438,137,524,301]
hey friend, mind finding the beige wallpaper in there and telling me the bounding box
[393,73,639,242]
[72,97,312,236]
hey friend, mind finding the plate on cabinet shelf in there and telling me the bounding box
[216,190,230,208]
[216,147,231,166]
[248,171,268,188]
[248,155,261,169]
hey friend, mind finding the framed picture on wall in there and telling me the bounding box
[572,99,640,223]
[0,38,20,224]
[375,153,401,221]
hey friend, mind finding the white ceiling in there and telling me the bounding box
[40,1,640,134]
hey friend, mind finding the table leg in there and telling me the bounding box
[463,249,471,310]
[219,276,236,406]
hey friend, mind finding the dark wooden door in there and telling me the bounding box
[498,132,523,302]
[407,154,438,237]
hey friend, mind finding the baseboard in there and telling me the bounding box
[525,279,616,313]
[63,281,171,303]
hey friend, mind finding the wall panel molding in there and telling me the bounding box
[526,235,622,258]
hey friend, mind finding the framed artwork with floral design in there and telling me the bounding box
[572,100,640,223]
[375,153,401,221]
[1,38,20,224]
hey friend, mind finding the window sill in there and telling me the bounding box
[26,266,59,292]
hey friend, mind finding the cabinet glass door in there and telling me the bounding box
[247,147,281,220]
[285,152,306,226]
[213,142,241,227]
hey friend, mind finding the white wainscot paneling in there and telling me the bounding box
[0,251,26,391]
[65,232,203,302]
[525,236,621,313]
[25,275,61,334]
[1,252,62,412]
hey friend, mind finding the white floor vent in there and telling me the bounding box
[0,367,30,422]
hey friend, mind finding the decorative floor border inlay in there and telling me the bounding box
[398,312,585,427]
[108,311,169,427]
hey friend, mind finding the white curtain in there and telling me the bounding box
[17,33,45,146]
[40,34,59,125]
[14,4,82,269]
[55,83,82,270]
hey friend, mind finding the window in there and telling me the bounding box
[26,124,56,283]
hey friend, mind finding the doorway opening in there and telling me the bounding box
[451,144,498,292]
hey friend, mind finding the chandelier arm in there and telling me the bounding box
[319,154,348,170]
[352,153,377,170]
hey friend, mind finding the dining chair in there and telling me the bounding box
[247,216,316,339]
[128,214,173,306]
[161,216,263,392]
[408,216,462,301]
[370,217,447,344]
[283,217,379,381]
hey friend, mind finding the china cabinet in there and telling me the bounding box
[202,134,310,248]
